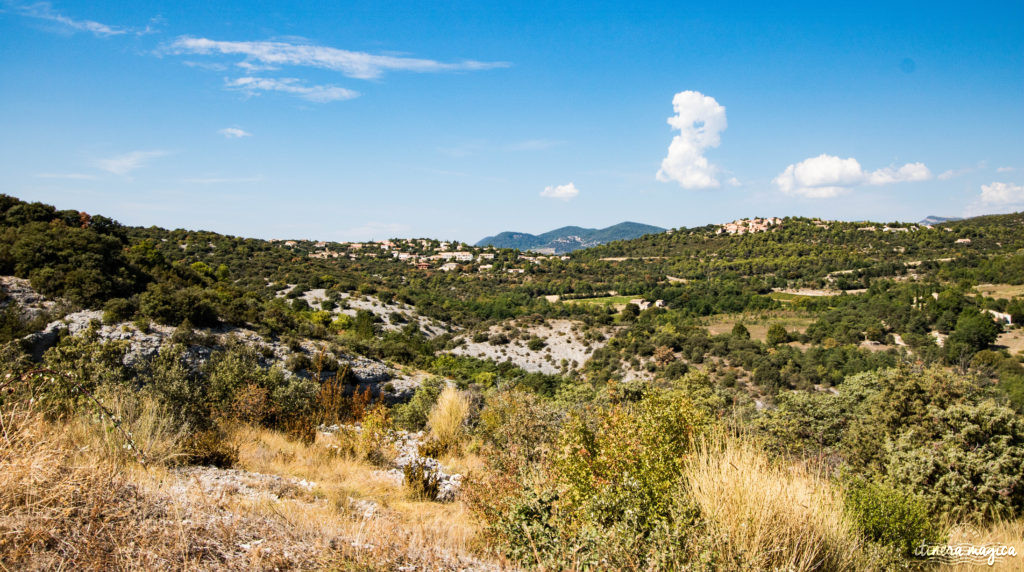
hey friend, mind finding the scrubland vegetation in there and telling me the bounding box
[2,194,1024,569]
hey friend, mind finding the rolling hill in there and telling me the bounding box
[476,221,666,253]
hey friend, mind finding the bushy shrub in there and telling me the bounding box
[766,323,790,345]
[556,392,706,534]
[497,391,707,567]
[357,405,394,466]
[102,297,135,324]
[392,376,445,431]
[759,366,1023,523]
[403,461,440,500]
[203,342,315,429]
[476,389,560,472]
[285,352,312,372]
[143,344,210,430]
[844,478,941,556]
[181,427,238,468]
[40,330,132,415]
[885,400,1024,522]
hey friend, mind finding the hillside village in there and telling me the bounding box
[301,238,568,273]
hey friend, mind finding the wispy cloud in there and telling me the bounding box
[182,175,263,184]
[540,182,580,201]
[937,161,988,180]
[5,1,137,37]
[437,141,485,158]
[165,36,510,80]
[95,150,169,176]
[35,172,97,180]
[507,139,564,151]
[773,154,931,198]
[226,77,358,103]
[218,127,252,138]
[939,168,967,180]
[997,166,1017,173]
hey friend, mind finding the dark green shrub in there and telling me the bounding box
[285,352,312,372]
[102,297,135,324]
[144,343,210,430]
[885,400,1024,522]
[766,323,789,345]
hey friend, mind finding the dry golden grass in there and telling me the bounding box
[65,388,189,467]
[226,423,487,565]
[701,311,816,342]
[427,384,470,451]
[940,520,1024,571]
[976,284,1024,300]
[0,392,495,570]
[996,329,1024,356]
[683,432,874,571]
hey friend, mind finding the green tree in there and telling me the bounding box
[766,323,789,345]
[948,310,1001,354]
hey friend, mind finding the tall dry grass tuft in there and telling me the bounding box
[0,402,186,569]
[683,432,873,571]
[67,387,189,467]
[426,384,469,453]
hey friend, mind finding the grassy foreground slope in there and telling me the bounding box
[2,194,1024,569]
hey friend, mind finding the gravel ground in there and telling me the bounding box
[448,319,613,374]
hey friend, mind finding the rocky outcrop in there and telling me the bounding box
[21,310,397,384]
[0,276,61,321]
[320,425,463,502]
[7,274,406,394]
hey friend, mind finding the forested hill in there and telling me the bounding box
[476,221,665,253]
[571,214,1024,287]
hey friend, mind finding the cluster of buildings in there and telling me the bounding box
[717,217,783,235]
[296,238,569,274]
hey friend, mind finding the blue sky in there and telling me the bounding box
[1,1,1021,242]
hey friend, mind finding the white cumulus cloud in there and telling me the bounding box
[166,36,509,80]
[980,182,1024,204]
[95,150,169,176]
[226,77,358,103]
[218,127,251,138]
[656,91,727,189]
[865,162,932,185]
[773,154,932,198]
[540,182,579,201]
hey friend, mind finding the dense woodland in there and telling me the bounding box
[2,193,1024,569]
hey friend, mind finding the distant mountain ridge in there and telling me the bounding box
[476,221,666,253]
[919,215,963,225]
